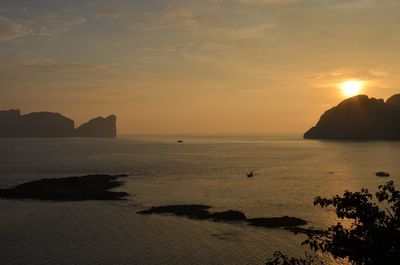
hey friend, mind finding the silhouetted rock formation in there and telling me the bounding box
[138,205,248,222]
[0,109,22,137]
[304,94,400,140]
[0,174,129,201]
[138,205,212,220]
[138,204,309,233]
[0,110,74,137]
[386,94,400,106]
[247,216,307,228]
[22,112,75,137]
[208,210,247,221]
[283,226,323,235]
[75,115,117,138]
[0,109,117,138]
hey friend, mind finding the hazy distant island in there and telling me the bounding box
[304,94,400,140]
[0,109,116,138]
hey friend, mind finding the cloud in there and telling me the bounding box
[165,6,198,28]
[136,46,177,53]
[324,0,384,10]
[19,59,120,74]
[0,11,86,42]
[369,69,390,78]
[27,13,87,37]
[237,0,297,5]
[330,71,343,77]
[307,73,325,80]
[0,16,27,41]
[93,4,198,32]
[92,5,127,19]
[212,23,276,41]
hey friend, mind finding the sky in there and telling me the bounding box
[1,0,400,134]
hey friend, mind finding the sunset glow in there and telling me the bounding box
[2,1,400,264]
[340,80,364,97]
[0,0,399,134]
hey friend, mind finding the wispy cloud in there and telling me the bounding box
[165,6,198,28]
[0,16,27,41]
[26,12,87,38]
[237,0,297,5]
[16,58,122,77]
[93,3,199,32]
[211,23,276,41]
[0,11,86,42]
[369,68,390,78]
[136,46,178,53]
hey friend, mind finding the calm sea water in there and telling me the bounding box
[1,134,399,265]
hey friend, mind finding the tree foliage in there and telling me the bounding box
[265,251,322,265]
[266,181,400,265]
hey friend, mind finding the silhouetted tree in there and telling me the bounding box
[266,251,322,265]
[266,181,400,265]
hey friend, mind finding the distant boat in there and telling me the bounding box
[247,171,255,178]
[177,140,184,143]
[376,171,390,177]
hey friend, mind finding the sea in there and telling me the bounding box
[1,134,399,265]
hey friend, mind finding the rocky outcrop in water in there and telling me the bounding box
[138,204,312,234]
[75,115,117,138]
[138,205,248,222]
[304,94,400,140]
[247,216,307,228]
[0,174,129,201]
[0,109,117,138]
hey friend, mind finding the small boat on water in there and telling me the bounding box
[177,140,184,143]
[376,171,390,177]
[247,171,255,178]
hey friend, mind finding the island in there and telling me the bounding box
[0,109,75,137]
[0,174,129,201]
[304,94,400,140]
[76,115,117,138]
[0,109,117,138]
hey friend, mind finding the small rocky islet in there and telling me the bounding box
[0,174,129,201]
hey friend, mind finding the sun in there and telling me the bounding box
[340,80,364,97]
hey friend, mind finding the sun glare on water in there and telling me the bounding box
[340,80,364,97]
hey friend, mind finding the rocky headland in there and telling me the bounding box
[304,94,400,140]
[76,115,117,138]
[0,109,117,138]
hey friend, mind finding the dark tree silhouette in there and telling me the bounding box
[266,251,322,265]
[266,181,400,265]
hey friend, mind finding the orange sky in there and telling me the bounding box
[1,0,400,134]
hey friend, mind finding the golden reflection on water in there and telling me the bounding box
[0,136,399,265]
